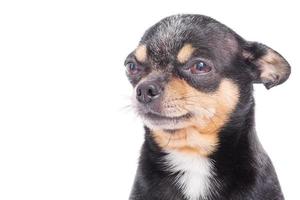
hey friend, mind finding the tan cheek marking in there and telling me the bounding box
[177,44,195,63]
[135,45,147,63]
[153,78,240,156]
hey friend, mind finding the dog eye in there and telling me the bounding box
[189,61,211,74]
[126,62,139,75]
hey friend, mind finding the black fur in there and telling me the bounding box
[125,14,290,200]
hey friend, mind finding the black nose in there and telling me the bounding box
[136,82,161,103]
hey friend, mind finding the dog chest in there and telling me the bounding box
[165,151,217,200]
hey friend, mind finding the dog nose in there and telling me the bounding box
[136,82,161,103]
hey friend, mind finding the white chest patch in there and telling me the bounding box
[165,151,217,200]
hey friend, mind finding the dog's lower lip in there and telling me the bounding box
[144,112,191,121]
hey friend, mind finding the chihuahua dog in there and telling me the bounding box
[125,14,290,200]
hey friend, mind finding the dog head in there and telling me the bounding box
[124,14,290,154]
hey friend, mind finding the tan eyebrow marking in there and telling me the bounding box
[177,44,196,63]
[135,45,147,63]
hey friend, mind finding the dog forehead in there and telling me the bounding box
[140,14,239,67]
[140,15,197,65]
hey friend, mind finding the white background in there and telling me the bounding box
[0,0,299,199]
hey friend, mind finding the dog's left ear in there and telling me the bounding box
[242,42,291,89]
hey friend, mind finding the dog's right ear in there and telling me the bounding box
[242,42,291,89]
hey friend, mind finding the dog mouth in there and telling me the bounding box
[136,106,193,130]
[143,111,192,121]
[132,93,194,130]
